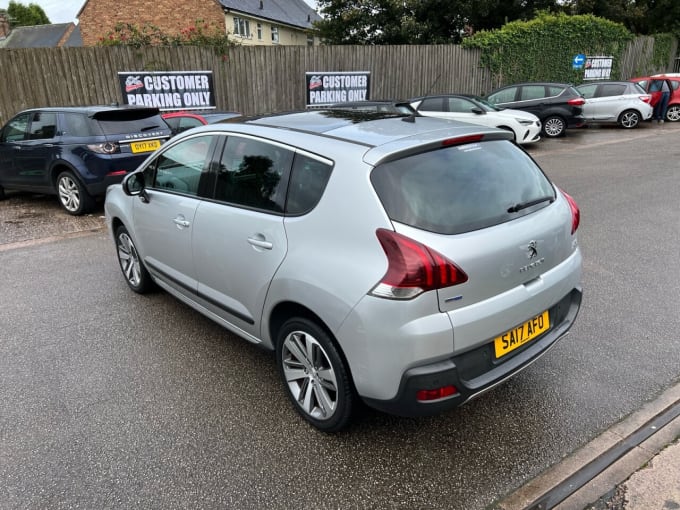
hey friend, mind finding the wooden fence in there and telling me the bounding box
[0,38,674,122]
[0,45,491,122]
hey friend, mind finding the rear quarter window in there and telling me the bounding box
[371,140,555,235]
[286,154,333,215]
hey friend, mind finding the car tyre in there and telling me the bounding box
[542,116,566,137]
[665,105,680,122]
[115,225,155,294]
[57,171,94,215]
[276,317,354,432]
[618,109,640,129]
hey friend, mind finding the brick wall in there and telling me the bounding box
[78,0,225,46]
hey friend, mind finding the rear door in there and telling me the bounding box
[192,135,293,338]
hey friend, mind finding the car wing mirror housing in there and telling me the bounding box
[471,107,485,115]
[122,172,148,202]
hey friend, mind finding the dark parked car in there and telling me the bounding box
[324,100,418,115]
[485,82,586,137]
[162,110,242,136]
[0,105,171,215]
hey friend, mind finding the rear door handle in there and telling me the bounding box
[173,216,190,228]
[248,237,273,250]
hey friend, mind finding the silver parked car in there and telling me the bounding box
[576,81,653,128]
[105,110,583,432]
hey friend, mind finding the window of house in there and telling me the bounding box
[271,26,279,43]
[257,23,262,40]
[307,34,314,46]
[234,17,250,38]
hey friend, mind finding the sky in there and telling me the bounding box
[0,0,318,25]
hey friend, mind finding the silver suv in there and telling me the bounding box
[105,110,583,432]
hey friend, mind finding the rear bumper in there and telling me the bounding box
[362,287,582,417]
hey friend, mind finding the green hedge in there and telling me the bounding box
[462,12,634,86]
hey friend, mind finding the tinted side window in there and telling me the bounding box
[28,112,57,140]
[521,86,547,100]
[488,87,517,104]
[371,140,555,235]
[1,113,30,142]
[418,98,444,111]
[447,97,476,113]
[62,113,97,137]
[578,84,597,99]
[286,154,333,215]
[599,84,626,97]
[151,135,215,196]
[215,136,293,213]
[548,86,565,97]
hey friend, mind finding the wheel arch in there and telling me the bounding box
[268,301,358,390]
[50,162,80,190]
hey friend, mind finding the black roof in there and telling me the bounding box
[0,23,81,48]
[219,0,320,29]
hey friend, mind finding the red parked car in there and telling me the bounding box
[162,110,242,136]
[629,74,680,121]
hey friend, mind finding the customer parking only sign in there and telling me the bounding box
[583,56,613,80]
[118,71,216,110]
[306,71,371,107]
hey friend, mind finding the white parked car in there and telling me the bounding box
[576,81,653,128]
[410,94,542,145]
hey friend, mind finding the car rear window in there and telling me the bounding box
[371,140,555,235]
[93,110,168,136]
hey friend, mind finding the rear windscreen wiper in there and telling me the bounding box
[507,195,554,213]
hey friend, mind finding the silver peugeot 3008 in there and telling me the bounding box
[105,109,582,432]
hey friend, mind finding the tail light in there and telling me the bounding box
[640,94,652,104]
[561,190,580,235]
[370,229,468,300]
[87,142,120,154]
[567,97,586,106]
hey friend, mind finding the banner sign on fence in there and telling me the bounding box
[306,71,371,107]
[118,71,215,111]
[583,56,613,80]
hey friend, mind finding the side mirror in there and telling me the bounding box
[122,172,145,196]
[471,107,485,115]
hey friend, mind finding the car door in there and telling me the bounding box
[577,83,599,120]
[515,85,549,118]
[11,111,59,190]
[132,133,218,295]
[191,135,293,339]
[0,112,31,188]
[591,83,627,121]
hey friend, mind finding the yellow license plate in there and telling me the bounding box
[494,310,550,359]
[130,140,161,153]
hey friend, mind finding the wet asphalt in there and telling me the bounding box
[0,121,679,509]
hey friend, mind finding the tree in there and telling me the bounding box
[562,0,680,35]
[7,0,50,27]
[313,0,567,44]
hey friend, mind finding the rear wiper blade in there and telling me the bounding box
[507,195,554,213]
[141,125,161,131]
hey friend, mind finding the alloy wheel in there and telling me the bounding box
[666,105,680,122]
[58,175,81,212]
[543,117,565,137]
[117,232,142,287]
[619,111,639,128]
[281,330,339,421]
